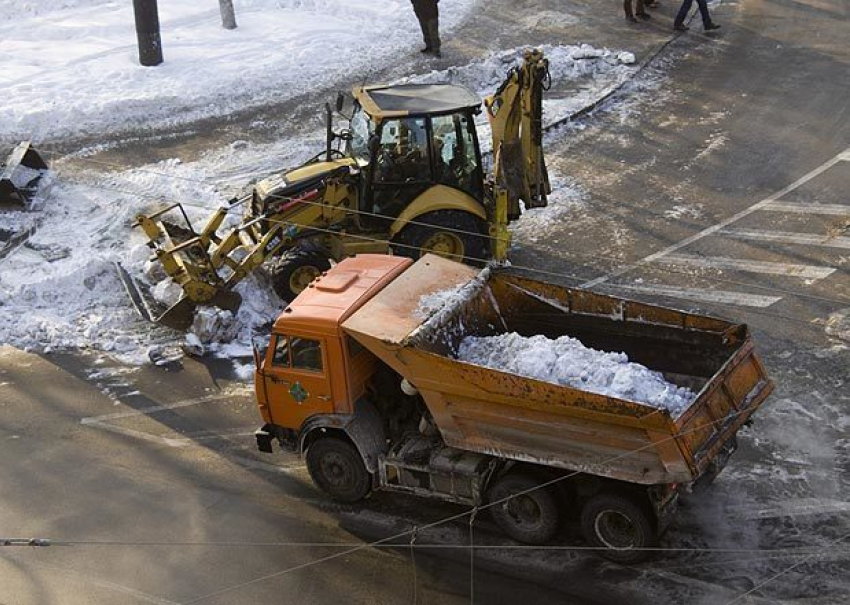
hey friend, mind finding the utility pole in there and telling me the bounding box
[133,0,163,66]
[219,0,238,30]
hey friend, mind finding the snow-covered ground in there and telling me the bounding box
[0,0,641,367]
[0,0,476,142]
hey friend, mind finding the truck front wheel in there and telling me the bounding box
[487,473,560,544]
[306,437,371,503]
[580,492,656,563]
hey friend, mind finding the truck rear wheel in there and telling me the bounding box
[269,250,332,302]
[487,473,560,544]
[393,210,489,264]
[306,437,371,503]
[580,492,656,563]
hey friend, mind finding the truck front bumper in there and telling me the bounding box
[255,424,275,453]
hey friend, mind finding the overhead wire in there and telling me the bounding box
[722,530,850,605]
[28,170,848,341]
[43,154,850,315]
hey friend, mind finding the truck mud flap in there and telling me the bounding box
[1,141,49,206]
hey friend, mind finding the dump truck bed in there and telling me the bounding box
[342,255,772,485]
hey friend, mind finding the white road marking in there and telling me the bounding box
[582,147,850,288]
[80,391,252,448]
[762,202,850,216]
[720,228,850,249]
[229,455,307,475]
[661,254,836,280]
[724,497,850,520]
[610,284,782,307]
[3,552,181,605]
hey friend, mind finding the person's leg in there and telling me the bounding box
[416,14,431,51]
[636,0,651,18]
[624,0,637,20]
[674,0,694,26]
[696,0,720,28]
[427,18,441,56]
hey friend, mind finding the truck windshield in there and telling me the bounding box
[348,106,373,161]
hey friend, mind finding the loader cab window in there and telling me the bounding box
[430,112,482,199]
[348,106,373,161]
[374,117,431,183]
[271,335,324,373]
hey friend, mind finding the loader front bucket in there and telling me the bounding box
[1,141,49,206]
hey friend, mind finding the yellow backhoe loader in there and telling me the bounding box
[129,49,551,330]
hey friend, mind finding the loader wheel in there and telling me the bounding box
[269,250,332,302]
[306,437,371,503]
[393,210,489,264]
[580,492,656,563]
[487,473,560,544]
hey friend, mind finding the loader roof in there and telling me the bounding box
[353,83,481,119]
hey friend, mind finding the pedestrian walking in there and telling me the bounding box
[673,0,721,31]
[411,0,441,57]
[624,0,651,23]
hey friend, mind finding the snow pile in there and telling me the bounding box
[457,332,696,415]
[0,0,475,142]
[400,43,638,156]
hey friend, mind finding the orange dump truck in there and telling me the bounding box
[253,254,772,561]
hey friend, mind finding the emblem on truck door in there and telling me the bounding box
[289,382,308,404]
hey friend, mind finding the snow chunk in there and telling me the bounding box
[617,51,636,65]
[456,332,696,416]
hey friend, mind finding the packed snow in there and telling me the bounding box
[457,332,697,416]
[0,0,476,142]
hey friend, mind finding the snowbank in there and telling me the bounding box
[0,0,475,142]
[457,332,696,416]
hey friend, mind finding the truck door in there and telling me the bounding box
[264,333,334,430]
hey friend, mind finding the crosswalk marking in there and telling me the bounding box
[612,284,782,307]
[582,147,849,288]
[720,228,850,249]
[763,202,850,216]
[662,254,836,280]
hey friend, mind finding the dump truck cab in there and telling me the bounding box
[254,254,413,469]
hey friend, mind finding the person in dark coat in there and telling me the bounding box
[624,0,651,22]
[411,0,441,57]
[673,0,721,31]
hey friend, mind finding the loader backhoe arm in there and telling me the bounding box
[484,49,551,260]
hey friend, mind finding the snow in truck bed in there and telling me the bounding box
[457,332,696,417]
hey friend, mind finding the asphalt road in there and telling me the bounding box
[2,0,849,604]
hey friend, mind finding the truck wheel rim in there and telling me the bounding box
[594,510,637,549]
[290,266,322,293]
[420,231,464,261]
[321,452,353,489]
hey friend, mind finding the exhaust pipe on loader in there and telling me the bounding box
[1,141,49,206]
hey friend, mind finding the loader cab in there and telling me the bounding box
[348,84,485,227]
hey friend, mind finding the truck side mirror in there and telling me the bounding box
[252,335,268,371]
